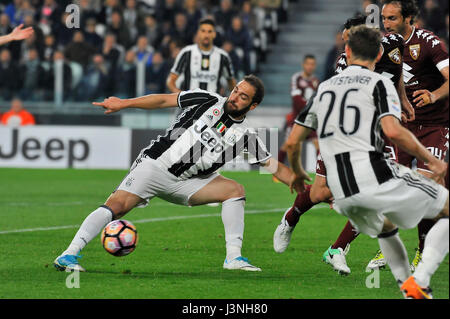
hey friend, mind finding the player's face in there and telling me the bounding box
[303,58,316,76]
[382,3,409,35]
[225,81,257,117]
[197,24,216,48]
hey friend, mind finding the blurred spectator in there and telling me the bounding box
[138,0,158,15]
[83,18,103,51]
[40,50,72,101]
[4,0,24,27]
[156,0,182,30]
[64,31,98,69]
[116,49,137,97]
[107,10,133,49]
[323,30,345,80]
[76,0,100,28]
[98,0,123,26]
[0,12,22,59]
[123,0,140,43]
[102,33,123,95]
[42,33,56,62]
[38,0,61,35]
[0,48,21,100]
[168,12,194,46]
[0,97,35,126]
[183,0,204,36]
[222,39,242,78]
[145,50,169,93]
[52,11,75,47]
[241,0,268,62]
[421,0,445,35]
[20,46,44,100]
[131,34,154,65]
[214,0,237,34]
[76,53,109,100]
[139,13,163,48]
[22,13,44,58]
[225,15,253,74]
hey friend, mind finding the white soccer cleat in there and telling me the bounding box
[366,249,387,270]
[322,246,351,275]
[273,209,295,253]
[223,256,261,271]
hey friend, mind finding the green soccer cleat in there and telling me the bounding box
[322,245,351,275]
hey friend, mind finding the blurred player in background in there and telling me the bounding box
[381,0,449,272]
[166,18,236,95]
[276,54,319,173]
[293,25,448,299]
[54,75,301,273]
[273,13,416,275]
[0,24,34,46]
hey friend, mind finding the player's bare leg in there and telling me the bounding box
[54,190,143,272]
[189,175,261,271]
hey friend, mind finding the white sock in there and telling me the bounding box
[62,206,114,256]
[221,197,245,261]
[414,218,449,288]
[377,230,411,283]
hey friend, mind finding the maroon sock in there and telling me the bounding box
[285,185,314,227]
[331,220,360,250]
[417,219,435,252]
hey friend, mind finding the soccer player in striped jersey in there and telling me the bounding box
[293,25,448,298]
[166,18,236,95]
[54,75,301,273]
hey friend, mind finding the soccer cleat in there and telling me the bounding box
[272,176,281,183]
[223,256,261,271]
[366,249,387,270]
[273,209,295,253]
[410,248,422,272]
[322,246,351,275]
[401,276,433,299]
[54,254,86,272]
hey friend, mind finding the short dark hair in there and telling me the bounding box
[347,25,381,61]
[382,0,419,24]
[243,74,264,105]
[198,18,216,28]
[344,13,367,30]
[303,54,316,62]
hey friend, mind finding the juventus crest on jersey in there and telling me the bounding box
[142,89,271,179]
[171,44,235,94]
[296,65,402,199]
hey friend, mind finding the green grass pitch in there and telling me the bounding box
[0,168,448,299]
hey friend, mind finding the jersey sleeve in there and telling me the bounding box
[170,47,189,75]
[220,52,235,80]
[177,89,219,109]
[428,35,449,71]
[372,77,402,121]
[294,91,318,130]
[242,130,272,165]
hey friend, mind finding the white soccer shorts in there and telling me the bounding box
[333,162,448,238]
[116,156,219,206]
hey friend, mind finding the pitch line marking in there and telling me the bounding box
[0,205,329,235]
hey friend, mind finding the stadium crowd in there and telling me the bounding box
[0,0,286,102]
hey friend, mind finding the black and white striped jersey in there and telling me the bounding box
[142,89,271,179]
[295,65,402,199]
[170,44,235,94]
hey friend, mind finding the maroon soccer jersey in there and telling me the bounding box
[289,72,319,126]
[402,27,449,126]
[335,32,404,89]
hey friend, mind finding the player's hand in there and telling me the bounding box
[289,170,311,194]
[401,99,415,123]
[427,159,448,184]
[412,89,436,108]
[92,97,126,114]
[10,24,34,41]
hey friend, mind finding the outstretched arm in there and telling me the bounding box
[93,93,180,114]
[0,24,34,46]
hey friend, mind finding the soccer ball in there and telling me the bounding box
[101,220,138,256]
